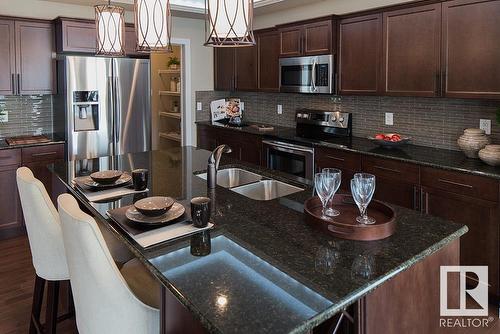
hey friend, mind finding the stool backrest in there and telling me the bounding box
[16,167,68,280]
[57,193,158,334]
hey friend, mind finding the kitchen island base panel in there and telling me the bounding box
[160,239,460,334]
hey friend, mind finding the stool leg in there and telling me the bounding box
[45,281,60,334]
[29,275,45,334]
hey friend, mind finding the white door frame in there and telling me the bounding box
[171,37,193,146]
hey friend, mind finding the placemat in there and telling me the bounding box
[73,179,148,202]
[107,204,213,249]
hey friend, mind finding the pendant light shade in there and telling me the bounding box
[205,0,255,47]
[135,0,173,52]
[95,1,125,56]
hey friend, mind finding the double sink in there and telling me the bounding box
[196,168,304,201]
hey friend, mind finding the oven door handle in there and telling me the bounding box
[263,140,314,154]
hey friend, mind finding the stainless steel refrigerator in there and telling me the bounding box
[54,56,151,161]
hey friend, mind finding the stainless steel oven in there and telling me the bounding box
[263,140,314,180]
[279,55,334,94]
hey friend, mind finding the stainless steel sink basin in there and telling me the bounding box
[196,168,262,188]
[231,180,304,201]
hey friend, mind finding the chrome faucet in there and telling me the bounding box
[207,144,232,189]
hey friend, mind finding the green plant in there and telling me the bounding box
[167,57,180,67]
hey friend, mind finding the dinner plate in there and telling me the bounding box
[77,173,132,190]
[125,202,185,226]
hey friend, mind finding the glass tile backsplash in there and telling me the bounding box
[0,95,53,139]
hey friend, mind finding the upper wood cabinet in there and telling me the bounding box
[338,14,382,95]
[235,45,258,91]
[382,4,441,96]
[257,30,280,92]
[279,19,332,57]
[442,0,500,99]
[55,18,142,57]
[214,48,236,91]
[0,20,15,95]
[0,19,54,96]
[16,21,54,95]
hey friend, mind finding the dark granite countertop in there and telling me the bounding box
[0,133,65,150]
[197,120,500,180]
[51,147,467,334]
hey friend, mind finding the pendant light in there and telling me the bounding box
[204,0,255,47]
[95,0,126,56]
[135,0,173,52]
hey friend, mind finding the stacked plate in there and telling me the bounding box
[75,170,132,190]
[126,196,185,226]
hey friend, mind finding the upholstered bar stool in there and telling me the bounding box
[57,193,160,334]
[16,167,72,334]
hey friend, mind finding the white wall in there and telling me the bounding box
[0,0,213,146]
[254,0,415,29]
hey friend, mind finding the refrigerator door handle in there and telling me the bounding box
[114,74,121,154]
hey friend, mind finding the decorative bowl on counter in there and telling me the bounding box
[457,128,490,159]
[479,145,500,166]
[134,196,175,217]
[90,170,123,185]
[368,133,411,149]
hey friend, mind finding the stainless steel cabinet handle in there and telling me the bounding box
[325,155,345,162]
[17,74,20,95]
[437,178,473,189]
[373,165,401,174]
[32,151,58,157]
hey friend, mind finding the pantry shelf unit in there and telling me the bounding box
[158,69,181,75]
[160,112,181,120]
[159,132,182,142]
[159,91,181,96]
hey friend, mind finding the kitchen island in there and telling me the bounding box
[51,147,467,334]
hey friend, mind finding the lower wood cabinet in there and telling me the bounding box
[196,125,263,166]
[0,144,65,240]
[421,167,500,298]
[315,147,362,193]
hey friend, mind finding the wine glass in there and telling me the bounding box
[350,173,376,225]
[322,168,342,217]
[314,172,335,218]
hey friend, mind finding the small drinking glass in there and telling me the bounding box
[322,168,342,217]
[314,172,335,218]
[350,173,376,225]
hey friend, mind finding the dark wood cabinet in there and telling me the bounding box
[382,4,441,96]
[279,19,332,58]
[0,19,54,95]
[362,156,420,210]
[214,48,236,91]
[0,149,22,240]
[442,0,500,99]
[421,167,500,298]
[0,144,65,240]
[0,19,16,95]
[235,46,258,91]
[257,30,280,92]
[338,14,382,95]
[15,21,54,95]
[314,147,362,193]
[55,18,142,57]
[196,125,263,166]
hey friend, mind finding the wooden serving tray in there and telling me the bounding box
[304,195,396,241]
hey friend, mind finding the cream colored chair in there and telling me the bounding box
[16,166,72,334]
[57,193,160,334]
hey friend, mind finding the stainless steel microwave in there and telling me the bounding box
[279,55,334,94]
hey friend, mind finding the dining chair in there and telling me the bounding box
[57,193,160,334]
[16,167,72,334]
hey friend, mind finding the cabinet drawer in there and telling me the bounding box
[315,147,361,171]
[363,155,419,184]
[0,149,21,167]
[22,144,64,163]
[421,167,498,202]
